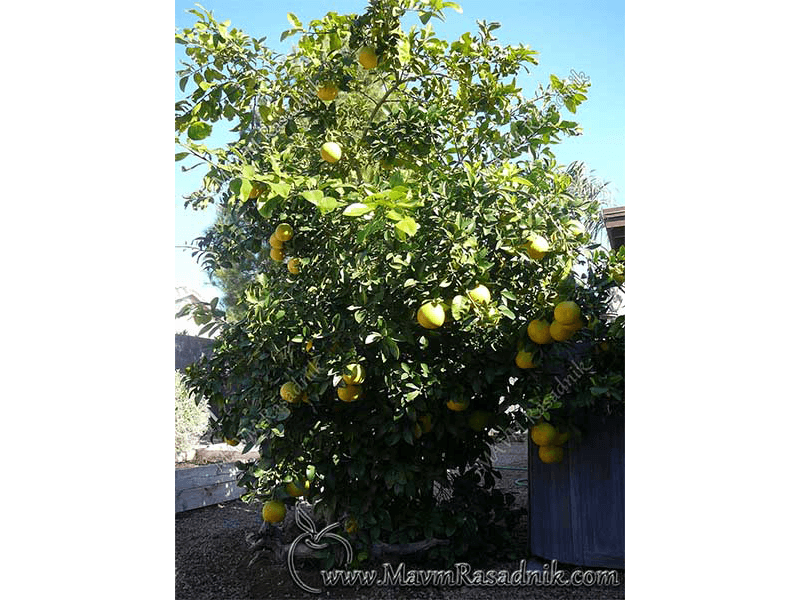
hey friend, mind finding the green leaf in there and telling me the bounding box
[241,164,256,180]
[328,32,342,52]
[317,197,343,214]
[287,12,302,28]
[187,122,212,140]
[382,338,400,360]
[395,217,419,237]
[280,28,300,42]
[257,197,279,219]
[498,306,515,319]
[450,295,468,320]
[365,333,382,344]
[301,190,324,205]
[268,182,291,198]
[179,75,189,92]
[405,390,421,402]
[343,203,373,217]
[175,152,189,162]
[269,155,288,178]
[238,179,253,203]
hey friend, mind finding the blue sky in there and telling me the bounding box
[175,0,624,302]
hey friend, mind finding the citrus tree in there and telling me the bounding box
[176,0,624,565]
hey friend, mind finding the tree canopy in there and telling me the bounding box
[176,0,624,566]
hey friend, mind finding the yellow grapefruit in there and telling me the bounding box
[515,350,536,369]
[269,233,283,249]
[524,234,550,259]
[566,219,585,237]
[280,382,302,403]
[527,319,553,344]
[275,223,294,242]
[531,423,558,446]
[270,247,285,262]
[549,320,575,342]
[316,84,338,101]
[358,47,378,69]
[554,301,581,326]
[555,431,571,446]
[337,384,362,402]
[417,302,445,329]
[286,481,304,498]
[467,284,491,304]
[446,399,470,412]
[321,141,342,163]
[611,265,625,284]
[262,500,286,523]
[342,363,365,385]
[538,445,564,464]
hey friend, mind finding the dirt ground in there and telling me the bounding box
[175,441,624,599]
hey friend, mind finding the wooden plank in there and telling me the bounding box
[570,415,625,569]
[175,462,240,486]
[602,206,626,235]
[528,435,576,562]
[602,207,625,217]
[175,481,245,513]
[175,462,246,512]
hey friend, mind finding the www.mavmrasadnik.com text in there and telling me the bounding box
[319,560,621,588]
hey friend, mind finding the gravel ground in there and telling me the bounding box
[176,440,624,599]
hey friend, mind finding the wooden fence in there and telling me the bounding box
[528,413,625,568]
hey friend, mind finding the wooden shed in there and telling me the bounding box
[602,206,625,251]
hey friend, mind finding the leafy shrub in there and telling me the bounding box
[175,371,210,460]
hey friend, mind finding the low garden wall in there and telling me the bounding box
[175,334,215,372]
